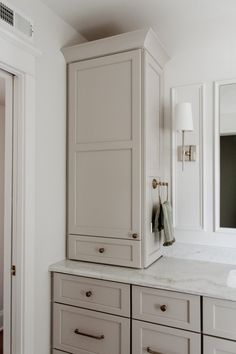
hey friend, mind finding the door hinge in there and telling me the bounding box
[11,265,16,276]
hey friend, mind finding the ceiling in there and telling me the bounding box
[0,78,5,106]
[41,0,236,54]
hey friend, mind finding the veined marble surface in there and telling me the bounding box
[49,256,236,301]
[163,242,236,265]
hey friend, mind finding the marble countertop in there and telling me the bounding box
[49,256,236,301]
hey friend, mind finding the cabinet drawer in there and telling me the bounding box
[53,273,130,316]
[53,303,130,354]
[133,286,201,331]
[203,297,236,340]
[132,320,201,354]
[68,235,141,267]
[204,335,236,354]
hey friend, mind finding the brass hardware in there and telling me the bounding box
[74,328,105,340]
[160,304,167,312]
[11,265,16,276]
[85,291,92,297]
[132,233,138,239]
[147,347,163,354]
[98,247,105,254]
[152,179,168,189]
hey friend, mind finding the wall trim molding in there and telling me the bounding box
[171,83,206,232]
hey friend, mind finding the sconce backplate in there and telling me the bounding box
[177,145,197,162]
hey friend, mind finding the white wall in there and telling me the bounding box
[4,1,85,353]
[0,104,5,329]
[164,19,236,248]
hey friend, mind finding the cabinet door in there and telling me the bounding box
[204,335,236,354]
[132,320,201,354]
[68,50,141,240]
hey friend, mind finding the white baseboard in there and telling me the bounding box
[0,309,3,330]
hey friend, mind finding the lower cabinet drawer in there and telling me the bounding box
[68,235,141,268]
[53,273,130,317]
[132,320,201,354]
[203,297,236,340]
[133,286,200,331]
[53,303,130,354]
[204,335,236,354]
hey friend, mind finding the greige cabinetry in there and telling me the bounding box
[63,28,169,268]
[52,273,130,354]
[52,272,236,354]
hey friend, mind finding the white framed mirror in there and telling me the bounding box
[215,79,236,232]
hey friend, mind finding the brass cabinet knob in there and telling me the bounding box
[85,291,92,297]
[132,233,138,239]
[98,247,105,254]
[160,304,167,312]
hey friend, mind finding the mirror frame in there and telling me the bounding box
[214,79,236,233]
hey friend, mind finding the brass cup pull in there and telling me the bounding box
[147,347,163,354]
[85,291,92,297]
[98,247,105,254]
[74,328,105,340]
[160,304,167,312]
[132,233,138,239]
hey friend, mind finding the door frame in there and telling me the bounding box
[0,69,13,354]
[0,28,41,354]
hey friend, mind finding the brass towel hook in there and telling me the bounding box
[152,179,169,201]
[152,179,168,189]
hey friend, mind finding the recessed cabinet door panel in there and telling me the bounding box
[68,50,141,239]
[204,335,236,354]
[132,320,201,354]
[74,149,132,236]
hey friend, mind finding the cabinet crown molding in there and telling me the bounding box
[62,27,169,67]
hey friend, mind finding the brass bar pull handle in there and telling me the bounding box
[147,347,163,354]
[74,328,105,340]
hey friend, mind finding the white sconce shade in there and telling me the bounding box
[175,102,194,132]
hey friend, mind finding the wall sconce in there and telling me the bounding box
[175,102,196,171]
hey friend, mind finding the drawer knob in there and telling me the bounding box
[85,291,92,297]
[132,233,138,239]
[147,347,163,354]
[160,304,167,312]
[74,328,104,340]
[98,247,105,254]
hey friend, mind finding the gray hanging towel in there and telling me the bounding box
[152,196,163,233]
[162,201,175,246]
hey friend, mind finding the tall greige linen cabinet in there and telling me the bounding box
[63,28,169,268]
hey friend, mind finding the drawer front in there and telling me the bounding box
[132,320,201,354]
[53,351,71,354]
[133,286,201,331]
[203,297,236,340]
[53,303,130,354]
[53,273,130,316]
[68,235,141,267]
[204,335,236,354]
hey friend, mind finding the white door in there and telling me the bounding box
[68,49,142,240]
[0,69,14,354]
